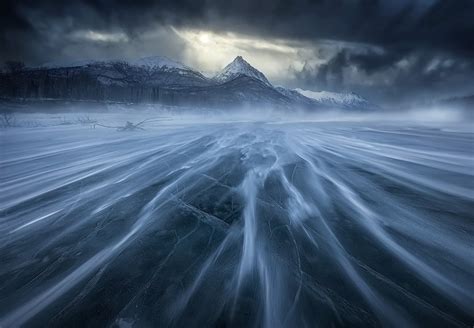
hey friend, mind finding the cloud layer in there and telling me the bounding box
[1,0,473,105]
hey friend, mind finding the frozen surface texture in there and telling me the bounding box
[0,119,473,327]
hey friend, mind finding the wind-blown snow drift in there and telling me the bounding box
[0,120,473,327]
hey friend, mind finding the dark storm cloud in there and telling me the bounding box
[292,48,474,104]
[1,0,474,104]
[4,0,473,53]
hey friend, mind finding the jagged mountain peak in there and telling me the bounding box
[9,54,379,111]
[214,56,272,87]
[226,56,251,69]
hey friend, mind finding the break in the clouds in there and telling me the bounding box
[1,0,474,105]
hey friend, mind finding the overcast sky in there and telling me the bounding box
[1,0,473,105]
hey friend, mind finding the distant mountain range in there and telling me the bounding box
[0,55,378,111]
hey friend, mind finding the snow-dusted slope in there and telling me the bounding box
[214,56,272,87]
[6,55,380,110]
[42,56,189,71]
[38,56,210,88]
[294,88,377,110]
[129,56,190,71]
[295,89,363,103]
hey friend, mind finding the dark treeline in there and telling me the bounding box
[0,67,206,106]
[1,69,171,103]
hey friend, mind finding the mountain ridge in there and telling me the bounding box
[213,56,272,87]
[1,55,378,111]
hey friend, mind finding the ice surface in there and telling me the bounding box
[0,116,473,327]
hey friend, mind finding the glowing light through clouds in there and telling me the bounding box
[172,27,309,79]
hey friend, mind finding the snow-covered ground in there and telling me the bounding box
[0,115,473,327]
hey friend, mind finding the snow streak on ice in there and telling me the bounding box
[0,120,473,327]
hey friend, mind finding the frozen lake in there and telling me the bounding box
[1,116,473,327]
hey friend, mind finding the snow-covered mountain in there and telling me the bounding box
[275,87,377,111]
[214,56,272,87]
[294,88,377,110]
[295,88,362,103]
[129,56,191,71]
[42,56,190,71]
[38,56,210,88]
[2,54,379,111]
